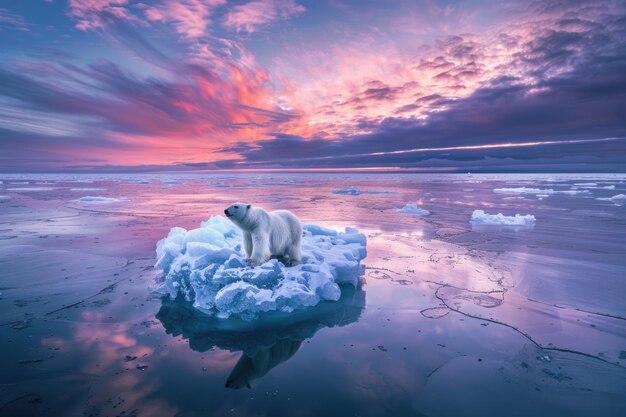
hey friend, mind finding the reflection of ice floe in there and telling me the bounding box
[154,216,367,320]
[333,187,396,195]
[73,196,128,203]
[471,210,536,227]
[494,187,589,195]
[156,286,365,388]
[398,204,430,216]
[596,194,626,204]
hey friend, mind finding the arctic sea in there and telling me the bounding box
[1,173,625,417]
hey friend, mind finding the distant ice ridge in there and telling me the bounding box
[333,187,397,195]
[470,210,536,226]
[155,216,367,320]
[70,188,107,192]
[596,194,626,204]
[573,182,615,189]
[494,187,589,195]
[398,204,430,216]
[74,196,127,203]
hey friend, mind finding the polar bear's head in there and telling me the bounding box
[224,202,251,222]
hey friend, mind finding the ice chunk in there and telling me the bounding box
[154,216,367,320]
[596,194,626,204]
[398,204,430,216]
[73,196,128,203]
[470,209,536,227]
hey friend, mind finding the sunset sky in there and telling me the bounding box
[1,0,625,172]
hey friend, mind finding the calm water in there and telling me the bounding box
[1,173,625,417]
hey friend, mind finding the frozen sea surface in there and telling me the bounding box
[1,172,626,417]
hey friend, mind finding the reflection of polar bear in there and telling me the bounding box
[224,203,302,266]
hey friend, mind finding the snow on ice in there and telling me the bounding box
[154,216,367,320]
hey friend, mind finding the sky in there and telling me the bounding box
[1,0,625,172]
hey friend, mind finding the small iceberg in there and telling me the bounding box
[470,209,536,227]
[154,216,367,320]
[73,196,128,203]
[398,204,430,216]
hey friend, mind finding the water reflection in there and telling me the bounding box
[156,285,366,389]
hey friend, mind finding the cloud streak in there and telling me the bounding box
[0,0,625,171]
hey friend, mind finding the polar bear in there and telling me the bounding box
[224,203,302,266]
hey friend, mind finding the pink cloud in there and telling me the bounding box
[144,0,226,38]
[0,7,30,31]
[68,0,135,31]
[223,0,305,33]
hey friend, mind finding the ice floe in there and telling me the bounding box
[73,196,128,203]
[596,194,626,204]
[398,204,431,216]
[470,209,536,227]
[154,216,367,320]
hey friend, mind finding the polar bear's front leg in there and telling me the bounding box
[243,232,253,258]
[249,230,270,265]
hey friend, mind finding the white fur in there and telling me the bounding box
[224,202,302,265]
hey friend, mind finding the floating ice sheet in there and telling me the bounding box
[470,209,536,227]
[154,216,367,320]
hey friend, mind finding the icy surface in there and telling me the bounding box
[73,196,127,203]
[155,216,367,320]
[398,204,431,216]
[470,209,536,226]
